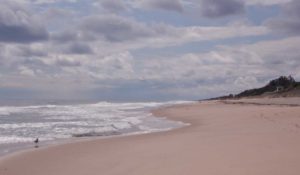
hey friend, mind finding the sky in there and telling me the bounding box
[0,0,299,102]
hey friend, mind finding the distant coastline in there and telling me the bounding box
[207,76,300,101]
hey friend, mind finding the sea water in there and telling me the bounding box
[0,101,190,156]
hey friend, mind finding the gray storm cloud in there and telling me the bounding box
[266,0,300,35]
[0,1,48,43]
[66,42,94,55]
[199,0,245,18]
[100,0,127,13]
[142,0,184,12]
[140,0,245,17]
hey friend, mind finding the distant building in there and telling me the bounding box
[276,86,284,92]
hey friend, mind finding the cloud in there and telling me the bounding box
[0,25,48,43]
[1,0,294,100]
[51,31,78,43]
[54,57,82,67]
[14,45,47,57]
[1,36,299,100]
[199,0,245,18]
[0,1,48,43]
[244,0,292,5]
[133,0,245,17]
[76,14,268,51]
[243,36,300,68]
[265,0,300,35]
[66,42,93,55]
[283,0,300,17]
[42,8,74,20]
[13,0,78,4]
[127,36,300,97]
[98,0,127,13]
[18,66,35,76]
[1,14,268,70]
[234,76,258,89]
[267,19,300,35]
[79,15,154,42]
[141,0,184,13]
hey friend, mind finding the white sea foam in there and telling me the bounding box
[0,101,191,147]
[0,136,34,144]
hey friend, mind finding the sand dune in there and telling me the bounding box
[1,98,300,175]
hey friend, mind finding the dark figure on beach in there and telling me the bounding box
[34,138,39,148]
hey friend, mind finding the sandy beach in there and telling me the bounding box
[1,98,300,175]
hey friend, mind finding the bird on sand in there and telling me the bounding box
[34,138,39,148]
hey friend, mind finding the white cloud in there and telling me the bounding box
[234,76,258,89]
[125,36,300,96]
[12,0,78,4]
[47,14,268,57]
[83,15,268,50]
[244,0,292,5]
[18,66,35,76]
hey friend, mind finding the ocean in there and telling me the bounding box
[0,101,190,156]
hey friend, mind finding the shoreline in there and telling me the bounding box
[1,98,300,175]
[0,102,192,159]
[1,96,295,159]
[0,102,190,158]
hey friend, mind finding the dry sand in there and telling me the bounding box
[1,98,300,175]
